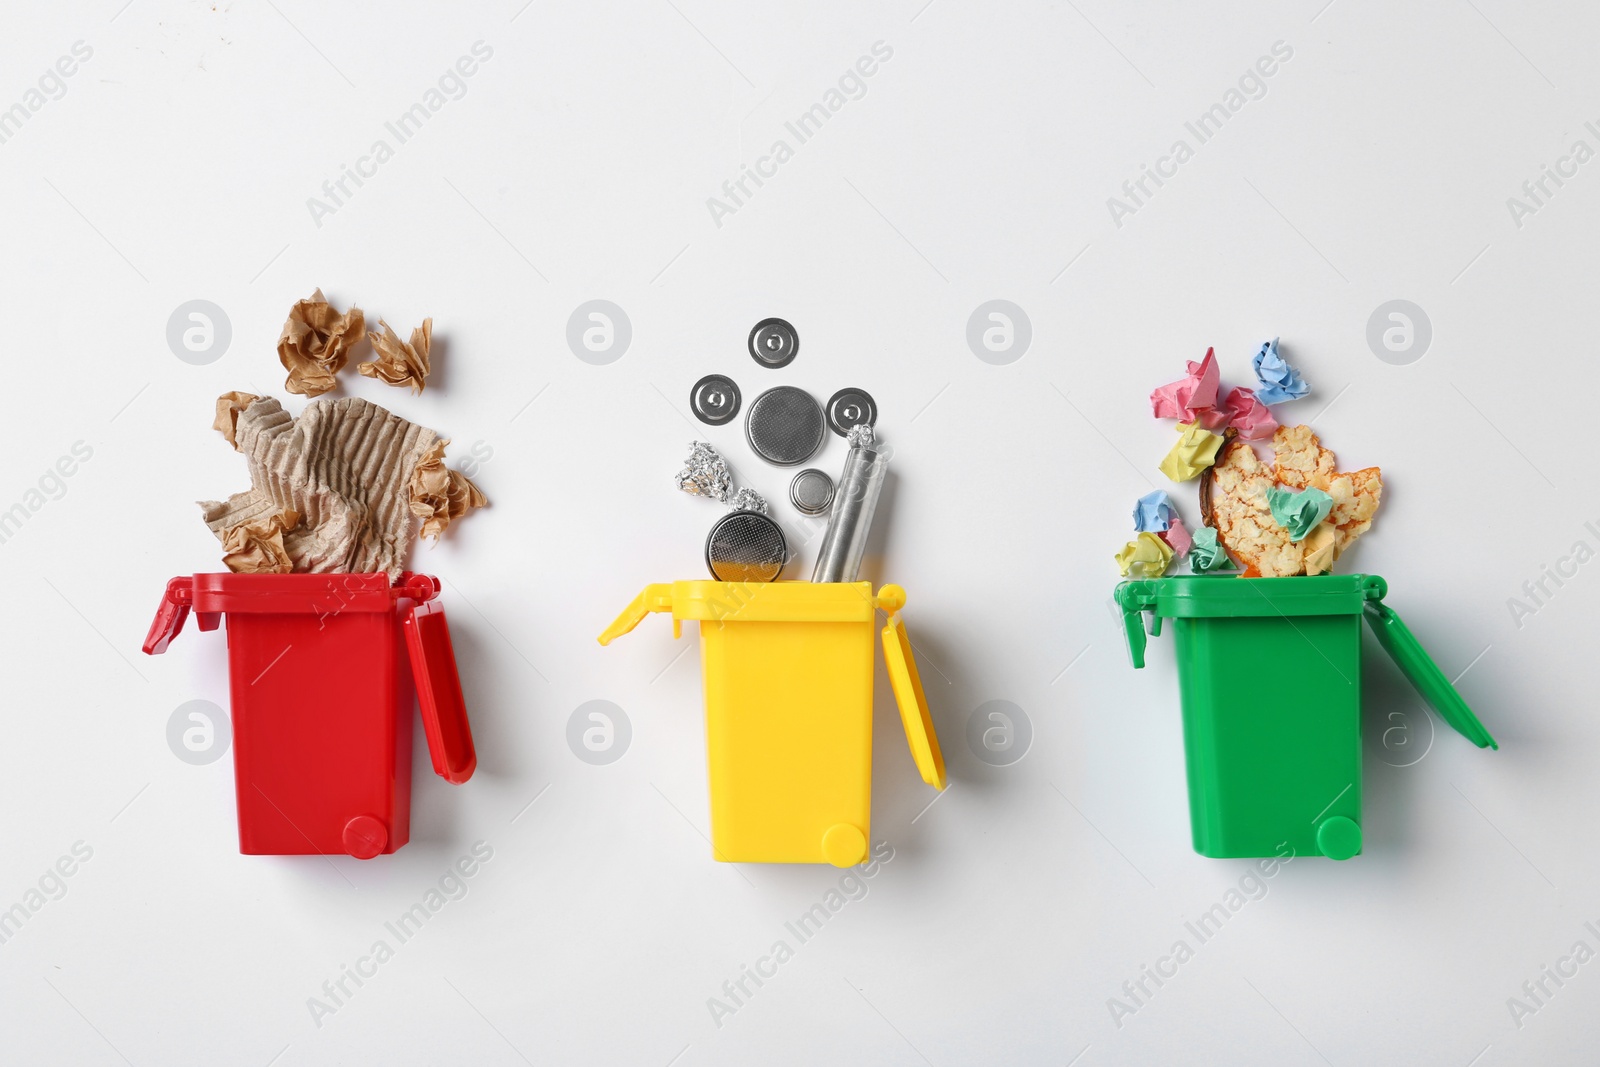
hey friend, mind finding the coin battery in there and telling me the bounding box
[825,387,877,437]
[747,318,799,369]
[789,469,835,515]
[705,510,788,583]
[690,374,742,426]
[745,385,825,466]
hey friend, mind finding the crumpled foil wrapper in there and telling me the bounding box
[675,440,768,514]
[675,441,732,502]
[726,487,768,514]
[847,423,876,448]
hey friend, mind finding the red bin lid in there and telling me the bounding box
[403,599,477,784]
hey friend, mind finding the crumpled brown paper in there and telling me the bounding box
[409,438,487,540]
[277,289,365,398]
[201,394,486,576]
[221,509,300,574]
[360,318,432,395]
[212,391,260,451]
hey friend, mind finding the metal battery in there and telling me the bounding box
[745,385,825,466]
[747,318,799,368]
[705,509,788,583]
[690,374,741,426]
[825,387,877,437]
[810,429,888,583]
[789,468,834,515]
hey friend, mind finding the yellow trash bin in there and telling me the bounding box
[599,580,947,866]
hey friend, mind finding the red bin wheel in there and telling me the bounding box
[342,814,389,860]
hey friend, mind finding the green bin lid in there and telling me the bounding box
[1363,599,1497,749]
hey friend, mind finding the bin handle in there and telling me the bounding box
[1114,581,1158,669]
[598,584,677,645]
[143,577,194,655]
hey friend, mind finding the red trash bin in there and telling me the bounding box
[143,572,476,858]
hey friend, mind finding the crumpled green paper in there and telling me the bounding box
[1116,531,1174,579]
[1267,485,1334,542]
[1189,526,1236,573]
[1158,421,1224,482]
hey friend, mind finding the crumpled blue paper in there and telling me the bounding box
[1132,490,1176,533]
[1252,337,1309,405]
[1267,485,1333,542]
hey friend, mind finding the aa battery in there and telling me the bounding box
[810,435,887,583]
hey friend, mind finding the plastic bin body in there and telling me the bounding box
[1173,611,1361,858]
[223,591,415,855]
[703,612,874,863]
[144,573,476,858]
[1116,574,1495,860]
[600,581,945,867]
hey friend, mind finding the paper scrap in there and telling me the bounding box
[1303,521,1338,577]
[1267,485,1334,542]
[409,439,488,541]
[1133,490,1176,532]
[1189,526,1235,572]
[1150,347,1220,423]
[1161,515,1193,557]
[1221,387,1277,442]
[1209,426,1382,576]
[277,289,366,398]
[213,391,260,451]
[360,318,433,395]
[220,509,300,574]
[1209,440,1302,577]
[1116,531,1174,579]
[1252,337,1309,405]
[1270,425,1383,554]
[200,394,485,576]
[1158,421,1224,481]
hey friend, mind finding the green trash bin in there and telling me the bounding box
[1115,573,1497,860]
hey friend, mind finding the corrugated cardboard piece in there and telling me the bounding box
[200,393,485,576]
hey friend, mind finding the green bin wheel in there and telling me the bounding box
[1316,815,1362,860]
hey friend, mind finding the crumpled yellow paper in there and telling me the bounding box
[212,391,260,451]
[409,438,487,540]
[278,289,366,398]
[360,318,432,395]
[1302,521,1338,577]
[221,509,300,574]
[1116,531,1174,579]
[1158,421,1224,482]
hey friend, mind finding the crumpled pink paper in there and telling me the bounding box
[1161,515,1194,557]
[1221,386,1278,441]
[1151,348,1221,423]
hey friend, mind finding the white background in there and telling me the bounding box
[1,1,1596,1064]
